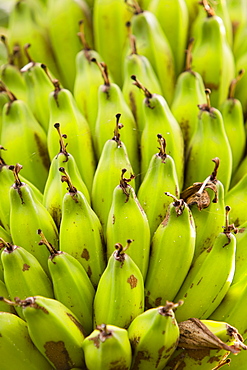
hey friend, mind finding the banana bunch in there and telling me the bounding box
[1,0,247,368]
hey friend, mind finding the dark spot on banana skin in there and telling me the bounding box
[44,340,74,370]
[81,248,90,261]
[22,263,30,271]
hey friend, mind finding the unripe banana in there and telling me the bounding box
[106,169,150,280]
[82,324,132,370]
[0,311,54,370]
[225,172,247,227]
[0,279,16,314]
[93,241,144,329]
[144,193,195,307]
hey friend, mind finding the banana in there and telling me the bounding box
[231,220,247,285]
[20,47,55,133]
[122,23,162,132]
[93,241,144,329]
[144,193,195,308]
[129,6,176,105]
[91,114,135,233]
[9,163,59,276]
[59,167,106,288]
[170,37,207,147]
[230,152,247,188]
[43,123,90,228]
[190,1,235,108]
[0,295,86,370]
[47,79,96,193]
[173,206,236,323]
[46,0,93,91]
[148,0,189,77]
[0,279,16,314]
[38,229,95,336]
[106,168,150,280]
[137,134,180,237]
[0,237,54,319]
[82,324,132,370]
[0,226,12,281]
[184,89,233,192]
[0,311,54,370]
[92,59,139,178]
[181,157,226,262]
[132,76,184,189]
[0,94,50,192]
[93,0,133,86]
[219,69,246,175]
[128,301,182,370]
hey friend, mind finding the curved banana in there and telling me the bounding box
[225,172,247,227]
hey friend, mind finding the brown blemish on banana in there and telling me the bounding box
[44,340,73,370]
[81,248,90,261]
[127,274,138,289]
[22,263,30,271]
[155,297,162,306]
[109,359,129,369]
[66,312,86,337]
[131,350,150,369]
[129,91,137,122]
[87,265,92,278]
[34,133,50,169]
[89,334,100,348]
[155,345,165,368]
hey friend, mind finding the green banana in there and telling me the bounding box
[91,114,135,233]
[181,158,226,262]
[106,169,150,280]
[93,0,133,86]
[0,226,12,281]
[219,69,246,175]
[20,47,55,133]
[231,220,247,285]
[0,311,54,370]
[0,237,54,319]
[129,6,176,105]
[137,134,180,237]
[59,167,106,288]
[191,0,235,108]
[43,123,90,228]
[184,89,233,192]
[173,206,236,323]
[144,193,195,308]
[224,172,247,227]
[92,59,139,178]
[46,0,93,91]
[38,229,95,336]
[234,52,247,120]
[0,279,16,314]
[1,295,86,370]
[9,163,59,276]
[0,35,8,66]
[82,324,132,370]
[93,241,144,329]
[230,154,247,188]
[148,0,189,77]
[132,76,184,189]
[170,37,207,147]
[128,301,182,370]
[122,23,162,132]
[0,95,50,192]
[0,87,9,133]
[47,79,96,193]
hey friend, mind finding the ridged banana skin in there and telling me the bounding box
[47,88,96,193]
[0,312,54,370]
[190,180,226,262]
[174,232,236,323]
[21,296,86,370]
[48,251,95,336]
[82,325,132,370]
[137,152,180,237]
[59,189,106,288]
[170,69,207,147]
[144,200,195,307]
[0,100,50,192]
[1,245,54,319]
[9,183,59,276]
[43,152,90,228]
[0,279,16,314]
[184,107,233,192]
[224,173,247,227]
[94,83,139,177]
[93,250,145,329]
[91,139,135,233]
[130,10,176,105]
[140,93,184,189]
[148,0,189,77]
[209,274,247,341]
[106,184,150,280]
[191,14,235,108]
[128,305,180,370]
[93,0,133,87]
[219,97,246,175]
